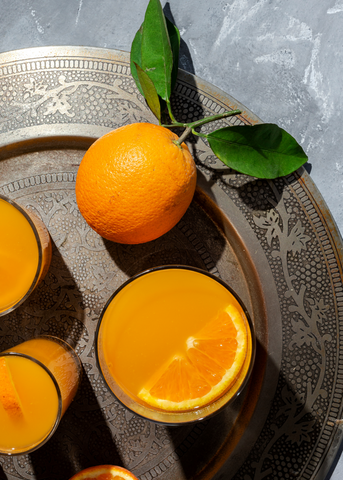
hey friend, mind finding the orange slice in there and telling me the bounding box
[0,357,24,419]
[68,465,139,480]
[138,304,249,411]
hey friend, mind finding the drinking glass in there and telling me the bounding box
[96,265,255,425]
[0,335,82,455]
[0,195,52,316]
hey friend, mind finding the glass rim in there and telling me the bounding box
[0,351,63,456]
[95,264,256,425]
[0,194,43,316]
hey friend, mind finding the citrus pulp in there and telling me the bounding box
[138,304,249,411]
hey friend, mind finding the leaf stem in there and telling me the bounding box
[187,109,242,129]
[175,126,192,145]
[167,109,242,145]
[191,128,207,139]
[166,100,177,124]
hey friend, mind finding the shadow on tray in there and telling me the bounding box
[162,339,327,479]
[30,369,124,480]
[0,466,6,480]
[158,336,269,479]
[0,239,85,351]
[105,193,228,278]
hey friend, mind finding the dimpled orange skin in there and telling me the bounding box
[68,465,139,480]
[75,123,197,244]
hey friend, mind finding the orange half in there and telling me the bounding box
[69,465,139,480]
[138,304,249,411]
[0,357,24,420]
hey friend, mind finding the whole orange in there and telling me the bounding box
[75,122,197,244]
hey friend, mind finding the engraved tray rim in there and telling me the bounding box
[0,45,342,480]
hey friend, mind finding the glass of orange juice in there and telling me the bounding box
[96,266,255,424]
[0,195,52,316]
[0,335,82,455]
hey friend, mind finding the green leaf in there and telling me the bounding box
[130,25,144,97]
[134,63,161,122]
[130,1,180,122]
[140,0,173,101]
[206,123,308,179]
[166,17,180,92]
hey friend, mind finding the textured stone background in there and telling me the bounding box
[0,0,342,478]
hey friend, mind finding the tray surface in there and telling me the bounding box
[0,46,342,480]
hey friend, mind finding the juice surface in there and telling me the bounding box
[100,268,245,402]
[8,337,81,416]
[0,355,59,453]
[0,198,39,313]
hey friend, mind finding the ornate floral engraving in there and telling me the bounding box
[0,48,342,480]
[235,182,331,479]
[0,66,158,133]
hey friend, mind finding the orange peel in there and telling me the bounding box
[75,122,197,244]
[68,465,139,480]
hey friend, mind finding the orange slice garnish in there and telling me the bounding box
[0,357,24,419]
[138,304,249,411]
[68,465,139,480]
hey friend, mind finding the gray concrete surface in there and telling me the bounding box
[0,1,342,478]
[1,1,343,237]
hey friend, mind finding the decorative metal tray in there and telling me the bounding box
[0,46,342,480]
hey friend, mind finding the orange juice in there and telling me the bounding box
[0,336,81,455]
[96,267,254,424]
[0,196,52,315]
